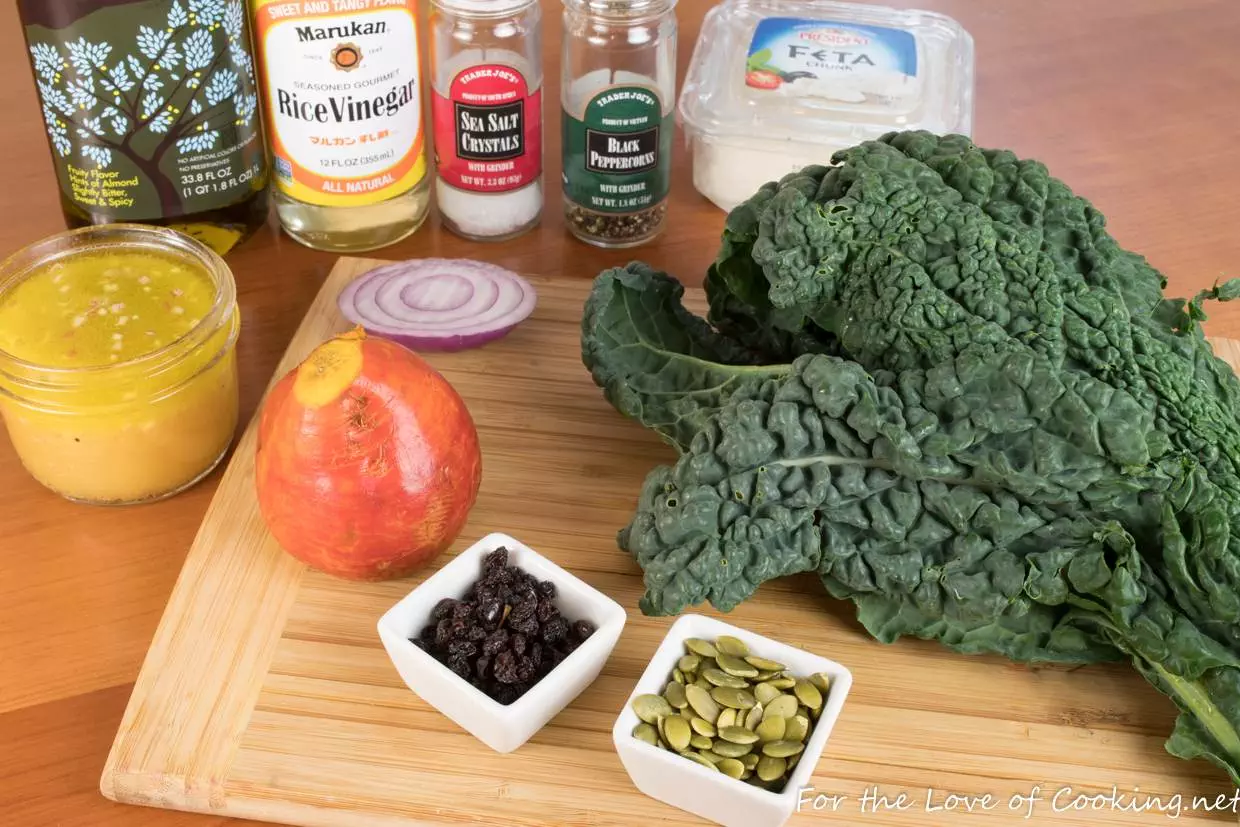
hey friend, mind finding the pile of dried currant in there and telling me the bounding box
[629,635,831,790]
[412,546,596,705]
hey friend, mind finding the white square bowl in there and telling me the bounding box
[612,614,853,827]
[377,532,626,753]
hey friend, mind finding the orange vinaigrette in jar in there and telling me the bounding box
[0,225,240,505]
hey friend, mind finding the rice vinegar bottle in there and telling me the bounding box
[251,0,431,252]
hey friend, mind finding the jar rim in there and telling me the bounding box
[562,0,678,18]
[432,0,538,15]
[0,223,237,390]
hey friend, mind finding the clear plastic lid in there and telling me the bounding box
[678,0,975,150]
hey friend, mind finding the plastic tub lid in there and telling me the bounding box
[677,0,975,150]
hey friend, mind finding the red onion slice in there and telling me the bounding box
[338,258,538,352]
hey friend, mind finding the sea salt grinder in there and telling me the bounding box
[429,0,544,241]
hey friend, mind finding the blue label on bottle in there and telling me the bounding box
[745,17,918,101]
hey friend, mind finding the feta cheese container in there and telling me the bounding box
[677,0,975,212]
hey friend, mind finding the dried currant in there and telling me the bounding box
[447,656,471,680]
[536,599,558,624]
[510,632,527,656]
[448,639,477,659]
[434,618,454,647]
[538,580,556,599]
[467,625,488,642]
[493,650,519,684]
[482,628,509,657]
[541,615,569,645]
[451,601,473,623]
[571,620,596,641]
[509,611,539,636]
[484,547,508,572]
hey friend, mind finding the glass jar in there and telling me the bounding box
[0,225,240,505]
[561,0,678,248]
[429,0,544,242]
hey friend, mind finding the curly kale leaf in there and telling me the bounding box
[581,130,1240,783]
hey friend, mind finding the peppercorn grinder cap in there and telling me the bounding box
[377,532,628,753]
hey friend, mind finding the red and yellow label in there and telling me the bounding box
[253,0,427,207]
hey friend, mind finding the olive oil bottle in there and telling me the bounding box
[17,0,271,256]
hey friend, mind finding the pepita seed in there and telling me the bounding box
[715,635,749,657]
[684,638,719,658]
[809,672,831,694]
[768,676,796,689]
[697,749,724,763]
[741,768,753,780]
[711,740,754,758]
[664,715,692,751]
[690,734,713,750]
[762,694,799,721]
[703,668,749,689]
[680,707,696,720]
[633,694,674,724]
[680,751,720,770]
[762,740,806,758]
[757,755,787,781]
[744,704,764,731]
[657,714,668,745]
[716,758,746,779]
[756,716,786,742]
[754,682,782,705]
[716,653,759,678]
[794,679,823,710]
[673,668,686,685]
[690,716,716,737]
[685,684,721,724]
[665,681,688,709]
[785,714,810,742]
[711,686,757,709]
[741,752,760,770]
[632,722,659,746]
[678,654,702,673]
[717,708,738,729]
[754,670,780,681]
[693,677,713,692]
[719,726,760,744]
[744,655,785,672]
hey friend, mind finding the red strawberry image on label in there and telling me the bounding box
[746,70,782,90]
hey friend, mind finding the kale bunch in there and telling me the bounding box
[580,131,1240,782]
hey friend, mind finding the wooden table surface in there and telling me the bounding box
[3,1,1240,825]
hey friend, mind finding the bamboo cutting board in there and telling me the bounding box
[101,257,1240,827]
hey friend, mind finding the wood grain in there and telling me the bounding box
[4,1,1240,826]
[93,257,1240,827]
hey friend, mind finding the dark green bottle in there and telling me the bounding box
[17,0,271,255]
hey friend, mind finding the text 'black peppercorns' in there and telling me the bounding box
[412,546,597,705]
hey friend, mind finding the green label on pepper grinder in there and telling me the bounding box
[562,85,672,214]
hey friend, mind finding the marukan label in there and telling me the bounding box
[432,63,541,193]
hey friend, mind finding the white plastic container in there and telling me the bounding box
[677,0,975,212]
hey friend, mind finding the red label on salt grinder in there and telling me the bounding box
[432,64,542,193]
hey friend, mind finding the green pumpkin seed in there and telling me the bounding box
[716,758,746,779]
[711,686,757,709]
[784,714,809,742]
[633,694,674,724]
[754,682,782,706]
[680,751,720,771]
[693,677,713,693]
[744,704,764,730]
[664,715,692,751]
[665,681,688,710]
[794,679,823,710]
[716,708,738,730]
[756,716,786,742]
[762,740,806,758]
[744,655,784,672]
[715,635,749,657]
[757,755,787,781]
[741,769,753,780]
[672,668,686,685]
[719,726,760,744]
[703,668,749,689]
[696,749,724,764]
[742,752,760,770]
[678,654,702,674]
[762,694,799,721]
[690,716,716,737]
[684,638,719,658]
[657,713,668,743]
[716,654,759,678]
[711,740,754,758]
[632,722,659,746]
[685,684,720,724]
[809,672,831,694]
[767,676,796,690]
[692,734,714,750]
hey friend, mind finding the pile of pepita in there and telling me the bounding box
[630,635,830,791]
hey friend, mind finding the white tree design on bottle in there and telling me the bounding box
[29,0,259,214]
